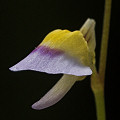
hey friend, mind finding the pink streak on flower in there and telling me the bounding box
[32,45,64,57]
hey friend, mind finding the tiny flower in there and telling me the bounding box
[9,18,96,110]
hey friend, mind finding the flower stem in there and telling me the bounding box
[91,66,106,120]
[94,90,106,120]
[99,0,112,85]
[91,0,112,120]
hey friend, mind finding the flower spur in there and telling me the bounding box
[9,18,96,110]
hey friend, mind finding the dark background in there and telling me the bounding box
[0,0,119,120]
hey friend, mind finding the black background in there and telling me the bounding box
[0,0,119,120]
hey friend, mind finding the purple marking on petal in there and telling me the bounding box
[32,46,64,57]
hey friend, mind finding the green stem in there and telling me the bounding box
[94,90,106,120]
[91,71,106,120]
[91,66,106,120]
[91,0,112,120]
[99,0,112,85]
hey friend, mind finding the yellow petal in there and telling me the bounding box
[40,29,90,66]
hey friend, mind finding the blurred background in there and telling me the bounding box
[0,0,119,120]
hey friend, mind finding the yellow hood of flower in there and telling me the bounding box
[40,29,91,66]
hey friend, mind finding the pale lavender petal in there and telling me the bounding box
[9,46,92,76]
[32,74,77,110]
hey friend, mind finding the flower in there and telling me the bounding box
[9,18,96,110]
